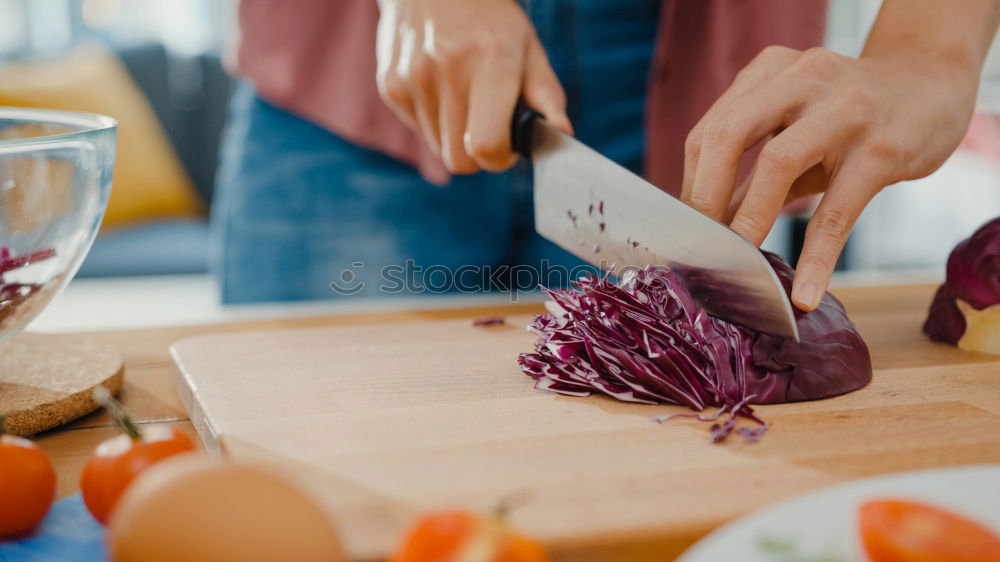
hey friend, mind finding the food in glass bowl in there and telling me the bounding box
[0,107,116,342]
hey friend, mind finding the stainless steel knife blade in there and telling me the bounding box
[529,120,800,340]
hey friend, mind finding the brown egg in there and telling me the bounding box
[107,454,346,562]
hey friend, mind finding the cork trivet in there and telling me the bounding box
[0,332,124,436]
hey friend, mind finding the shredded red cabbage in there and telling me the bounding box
[518,252,872,442]
[473,316,506,327]
[0,247,56,323]
[924,217,1000,345]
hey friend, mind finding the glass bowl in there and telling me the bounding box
[0,107,116,344]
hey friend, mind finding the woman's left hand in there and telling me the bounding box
[681,34,988,312]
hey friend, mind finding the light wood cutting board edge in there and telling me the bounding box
[170,344,222,456]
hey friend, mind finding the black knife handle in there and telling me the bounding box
[510,99,542,159]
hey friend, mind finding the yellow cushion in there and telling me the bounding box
[0,45,203,230]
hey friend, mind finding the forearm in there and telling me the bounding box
[863,0,1000,87]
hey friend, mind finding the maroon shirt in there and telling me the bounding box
[235,0,827,193]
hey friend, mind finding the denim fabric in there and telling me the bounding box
[212,0,661,303]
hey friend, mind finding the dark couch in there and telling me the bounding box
[77,43,232,277]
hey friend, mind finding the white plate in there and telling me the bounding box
[680,464,1000,562]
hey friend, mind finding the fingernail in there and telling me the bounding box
[793,281,819,311]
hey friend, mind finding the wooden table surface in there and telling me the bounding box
[33,283,988,556]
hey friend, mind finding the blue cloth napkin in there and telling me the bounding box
[0,495,106,562]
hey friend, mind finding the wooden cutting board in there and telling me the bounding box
[170,285,1000,561]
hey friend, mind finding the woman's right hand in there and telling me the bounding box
[375,0,572,174]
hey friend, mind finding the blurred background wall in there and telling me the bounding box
[826,0,1000,278]
[0,0,235,278]
[0,0,997,284]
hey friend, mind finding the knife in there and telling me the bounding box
[511,105,800,341]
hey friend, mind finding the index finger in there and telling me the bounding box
[792,160,882,311]
[686,79,807,220]
[463,54,522,171]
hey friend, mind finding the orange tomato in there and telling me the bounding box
[860,498,1000,562]
[390,509,548,562]
[0,434,56,539]
[80,424,196,524]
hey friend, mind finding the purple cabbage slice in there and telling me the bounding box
[0,246,56,326]
[518,251,872,442]
[924,216,1000,353]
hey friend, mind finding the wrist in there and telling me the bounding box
[861,43,981,102]
[865,37,979,76]
[860,0,998,99]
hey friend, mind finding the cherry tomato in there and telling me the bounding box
[80,424,196,524]
[390,509,548,562]
[860,498,1000,562]
[0,435,56,539]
